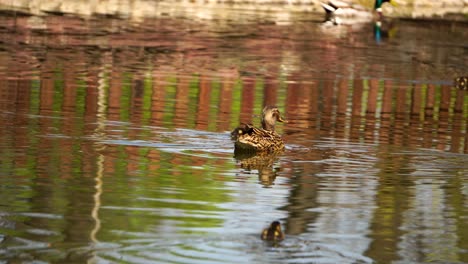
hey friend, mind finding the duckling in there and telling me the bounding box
[321,0,395,25]
[454,76,467,90]
[261,221,285,241]
[231,106,286,152]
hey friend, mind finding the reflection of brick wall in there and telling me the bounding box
[1,15,467,153]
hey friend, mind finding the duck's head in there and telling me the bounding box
[374,0,396,15]
[261,221,284,241]
[261,106,286,131]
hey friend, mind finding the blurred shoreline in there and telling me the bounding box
[0,0,467,22]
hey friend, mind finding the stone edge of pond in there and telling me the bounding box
[0,0,467,23]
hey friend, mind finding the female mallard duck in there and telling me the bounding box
[231,106,286,152]
[322,0,396,25]
[261,221,284,241]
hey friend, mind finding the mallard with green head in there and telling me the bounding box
[231,106,286,152]
[374,0,395,17]
[261,221,284,242]
[322,0,396,25]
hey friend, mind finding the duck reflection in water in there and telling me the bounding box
[234,150,281,186]
[261,221,285,242]
[374,20,397,44]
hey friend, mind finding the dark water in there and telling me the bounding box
[0,13,467,264]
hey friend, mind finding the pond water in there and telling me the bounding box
[0,12,467,264]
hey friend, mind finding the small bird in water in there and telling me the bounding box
[261,221,285,241]
[454,76,467,90]
[231,106,287,152]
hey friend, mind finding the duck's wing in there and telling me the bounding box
[250,126,278,138]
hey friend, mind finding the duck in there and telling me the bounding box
[454,76,467,90]
[231,106,286,152]
[321,0,396,25]
[374,0,396,18]
[261,221,285,242]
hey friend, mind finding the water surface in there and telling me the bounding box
[0,13,467,263]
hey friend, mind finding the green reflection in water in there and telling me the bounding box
[121,73,133,122]
[209,79,221,131]
[96,145,231,239]
[30,80,40,115]
[254,77,264,115]
[75,80,86,118]
[142,74,153,125]
[187,75,200,129]
[164,77,177,127]
[230,80,242,128]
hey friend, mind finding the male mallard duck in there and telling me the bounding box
[322,0,395,25]
[231,106,286,152]
[261,221,285,242]
[374,0,395,17]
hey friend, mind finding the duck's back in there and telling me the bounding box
[234,125,284,152]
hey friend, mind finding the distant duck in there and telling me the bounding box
[454,76,467,90]
[261,221,285,242]
[231,106,286,152]
[321,0,395,25]
[374,0,395,17]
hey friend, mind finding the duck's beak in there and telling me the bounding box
[278,115,288,123]
[390,0,397,6]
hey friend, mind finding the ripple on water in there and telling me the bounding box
[89,234,374,264]
[17,212,63,220]
[96,125,234,158]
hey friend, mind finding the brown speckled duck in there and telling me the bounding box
[231,106,286,152]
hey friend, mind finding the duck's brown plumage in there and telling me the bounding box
[231,106,286,152]
[233,124,284,151]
